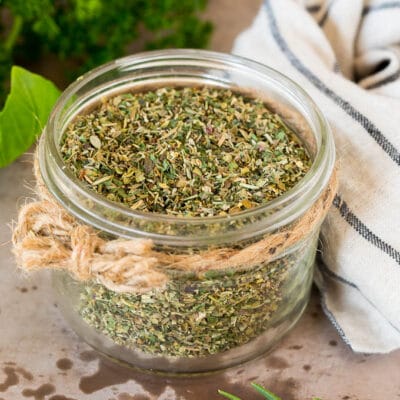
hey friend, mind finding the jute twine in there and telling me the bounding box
[12,154,338,294]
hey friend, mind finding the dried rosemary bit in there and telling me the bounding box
[60,87,311,217]
[79,257,291,357]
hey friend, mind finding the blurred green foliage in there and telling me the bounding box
[0,0,212,104]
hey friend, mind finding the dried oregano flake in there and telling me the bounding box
[80,257,291,357]
[60,87,311,217]
[61,86,313,358]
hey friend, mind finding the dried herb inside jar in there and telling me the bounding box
[60,87,311,217]
[80,257,291,357]
[78,239,315,358]
[61,86,313,358]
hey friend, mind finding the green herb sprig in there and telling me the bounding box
[0,0,212,105]
[218,383,322,400]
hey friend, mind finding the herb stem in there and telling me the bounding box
[218,390,242,400]
[4,15,23,53]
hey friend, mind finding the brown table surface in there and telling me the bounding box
[1,2,400,399]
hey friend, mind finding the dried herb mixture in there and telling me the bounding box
[61,86,314,359]
[80,258,291,357]
[60,87,311,217]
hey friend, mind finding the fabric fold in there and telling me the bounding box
[233,0,400,353]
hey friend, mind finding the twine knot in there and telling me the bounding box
[12,156,338,294]
[12,195,168,293]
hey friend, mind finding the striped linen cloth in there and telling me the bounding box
[233,0,400,353]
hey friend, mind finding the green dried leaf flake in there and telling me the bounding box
[61,87,311,217]
[79,255,292,358]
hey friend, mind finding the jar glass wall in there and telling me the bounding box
[40,49,335,373]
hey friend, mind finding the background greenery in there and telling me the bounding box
[0,0,212,106]
[0,0,211,167]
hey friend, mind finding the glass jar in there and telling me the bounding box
[39,49,335,373]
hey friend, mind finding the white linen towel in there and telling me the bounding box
[233,0,400,354]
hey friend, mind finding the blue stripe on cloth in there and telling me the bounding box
[264,0,400,166]
[319,289,352,346]
[317,261,358,288]
[363,1,400,16]
[263,0,400,262]
[318,1,400,24]
[333,195,400,265]
[333,61,341,74]
[317,262,400,335]
[365,69,400,90]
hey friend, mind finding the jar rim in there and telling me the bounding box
[39,49,335,246]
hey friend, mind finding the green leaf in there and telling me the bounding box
[0,66,61,167]
[217,389,242,400]
[251,383,282,400]
[218,382,322,399]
